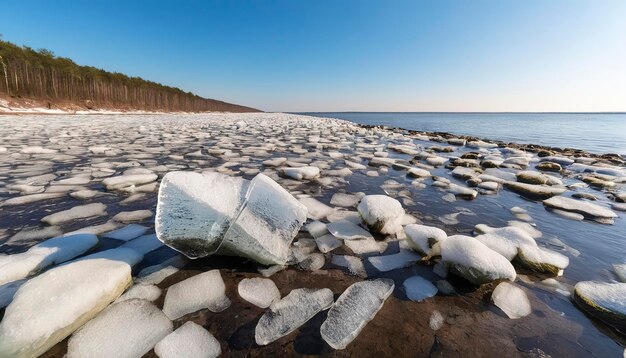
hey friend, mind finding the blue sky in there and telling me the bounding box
[2,1,625,112]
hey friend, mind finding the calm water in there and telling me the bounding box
[302,112,626,155]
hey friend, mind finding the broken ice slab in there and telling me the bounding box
[255,288,334,345]
[162,270,231,320]
[41,202,107,225]
[367,250,421,272]
[238,277,281,308]
[320,279,394,350]
[327,220,373,240]
[0,248,140,358]
[66,299,172,358]
[156,171,307,265]
[154,321,221,358]
[156,171,249,258]
[403,276,437,301]
[0,233,99,285]
[218,173,308,265]
[491,282,531,319]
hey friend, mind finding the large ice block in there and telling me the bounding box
[156,172,307,265]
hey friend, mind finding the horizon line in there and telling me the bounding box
[292,111,626,114]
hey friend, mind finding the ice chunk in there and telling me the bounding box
[437,235,516,285]
[299,197,334,220]
[154,321,221,358]
[103,224,149,241]
[218,173,308,265]
[280,166,320,180]
[0,233,98,285]
[66,299,172,358]
[238,277,281,308]
[136,255,187,285]
[357,195,405,235]
[255,288,334,345]
[162,270,231,320]
[157,172,307,265]
[315,234,343,253]
[41,202,107,225]
[491,282,531,319]
[330,192,364,208]
[306,220,329,238]
[69,189,101,200]
[320,279,394,349]
[112,209,153,222]
[403,276,438,301]
[367,250,420,272]
[0,193,65,206]
[0,248,139,358]
[156,171,248,257]
[345,237,387,255]
[404,224,447,256]
[574,281,626,331]
[328,220,373,240]
[102,173,158,190]
[116,284,162,302]
[543,196,618,224]
[331,255,367,277]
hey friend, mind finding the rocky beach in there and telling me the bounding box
[0,112,624,357]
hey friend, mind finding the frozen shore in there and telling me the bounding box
[0,113,624,357]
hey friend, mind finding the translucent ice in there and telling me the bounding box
[491,282,531,319]
[367,250,421,272]
[315,234,343,253]
[238,277,281,308]
[154,321,221,358]
[136,255,187,285]
[219,173,308,265]
[162,270,231,320]
[156,171,248,257]
[67,299,172,358]
[320,279,394,349]
[403,276,438,301]
[157,172,307,265]
[255,288,334,345]
[327,220,374,240]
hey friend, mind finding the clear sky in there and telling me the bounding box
[2,1,625,112]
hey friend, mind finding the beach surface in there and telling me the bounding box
[0,113,624,357]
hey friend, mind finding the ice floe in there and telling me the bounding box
[255,288,334,345]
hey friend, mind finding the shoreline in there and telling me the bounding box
[1,110,624,161]
[0,112,624,357]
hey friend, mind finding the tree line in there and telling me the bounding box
[0,38,258,112]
